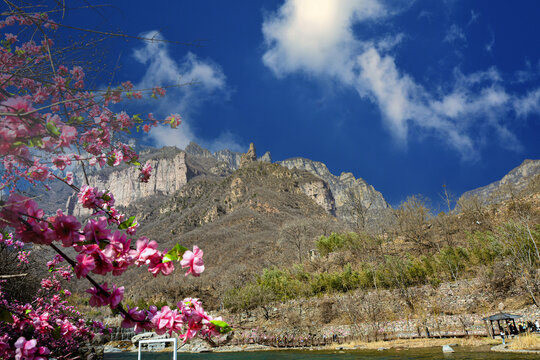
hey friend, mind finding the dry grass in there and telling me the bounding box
[508,334,540,350]
[328,337,498,350]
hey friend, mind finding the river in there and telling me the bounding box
[104,347,538,359]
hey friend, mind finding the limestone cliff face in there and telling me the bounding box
[67,148,193,215]
[298,180,335,214]
[460,159,540,203]
[279,157,389,211]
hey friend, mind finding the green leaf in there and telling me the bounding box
[132,114,142,123]
[163,243,188,263]
[210,320,232,334]
[118,216,136,230]
[0,309,14,323]
[24,309,32,315]
[151,93,157,99]
[46,121,61,136]
[27,139,34,148]
[130,160,141,166]
[52,326,62,340]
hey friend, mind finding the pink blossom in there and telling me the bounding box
[109,285,124,308]
[28,163,49,181]
[52,210,81,247]
[52,155,71,170]
[77,185,104,209]
[121,306,147,332]
[58,319,77,338]
[82,217,110,245]
[134,237,159,266]
[74,254,95,278]
[65,171,74,185]
[14,337,37,360]
[180,245,205,277]
[166,113,181,128]
[139,162,152,183]
[148,257,174,277]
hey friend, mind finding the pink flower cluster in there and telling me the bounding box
[120,298,224,342]
[139,162,152,183]
[0,280,106,360]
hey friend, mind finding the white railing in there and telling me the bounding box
[137,338,177,360]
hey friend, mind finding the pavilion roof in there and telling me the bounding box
[482,312,522,321]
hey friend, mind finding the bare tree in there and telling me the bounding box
[500,222,540,307]
[342,188,372,232]
[279,219,316,263]
[343,290,388,341]
[395,195,433,248]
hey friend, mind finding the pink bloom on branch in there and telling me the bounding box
[109,285,125,308]
[59,125,76,147]
[52,210,81,247]
[148,256,174,277]
[180,246,205,277]
[28,163,49,182]
[74,254,95,278]
[52,155,71,170]
[77,185,104,209]
[166,114,181,129]
[139,162,152,183]
[65,171,74,185]
[14,337,37,360]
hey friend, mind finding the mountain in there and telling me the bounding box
[459,159,540,204]
[279,157,390,229]
[87,147,340,307]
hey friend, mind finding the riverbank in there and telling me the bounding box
[327,336,499,350]
[104,336,502,353]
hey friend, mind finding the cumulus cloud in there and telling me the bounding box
[262,0,386,83]
[262,0,534,160]
[132,31,242,152]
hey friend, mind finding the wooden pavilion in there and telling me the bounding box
[482,312,522,338]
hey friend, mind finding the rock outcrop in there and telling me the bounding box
[239,143,257,168]
[259,151,272,163]
[460,159,540,204]
[66,147,195,216]
[279,157,389,217]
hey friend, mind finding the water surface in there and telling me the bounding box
[105,347,538,359]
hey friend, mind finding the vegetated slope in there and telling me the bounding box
[111,161,343,309]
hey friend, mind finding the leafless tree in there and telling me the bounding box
[343,188,372,232]
[279,219,317,263]
[395,195,433,248]
[343,290,388,341]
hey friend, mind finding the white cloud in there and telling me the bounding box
[262,0,386,83]
[514,88,540,118]
[467,10,479,26]
[444,24,467,45]
[262,0,532,160]
[132,31,242,152]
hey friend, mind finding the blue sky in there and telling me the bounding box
[64,0,540,208]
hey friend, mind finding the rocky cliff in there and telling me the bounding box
[279,157,389,215]
[66,144,335,218]
[66,147,216,216]
[184,141,272,170]
[460,159,540,203]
